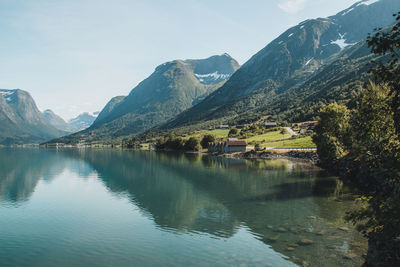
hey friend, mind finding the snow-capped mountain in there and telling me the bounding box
[48,53,239,143]
[0,89,67,144]
[68,111,100,131]
[161,0,400,129]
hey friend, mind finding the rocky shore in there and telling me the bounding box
[220,150,319,164]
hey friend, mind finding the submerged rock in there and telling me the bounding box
[286,247,295,251]
[316,230,327,236]
[266,235,280,242]
[351,242,363,248]
[298,239,314,245]
[338,226,350,232]
[327,236,338,240]
[343,253,357,259]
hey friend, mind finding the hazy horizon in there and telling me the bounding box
[0,0,359,121]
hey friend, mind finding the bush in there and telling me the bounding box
[228,128,239,137]
[200,134,215,149]
[312,102,351,166]
[184,137,201,151]
[166,137,185,150]
[155,135,184,150]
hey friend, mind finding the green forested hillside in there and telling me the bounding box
[47,54,239,144]
[45,0,400,145]
[154,0,399,135]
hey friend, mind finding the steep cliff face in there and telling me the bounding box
[43,109,75,133]
[161,0,400,129]
[0,89,67,145]
[95,96,125,123]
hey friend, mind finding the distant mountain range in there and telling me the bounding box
[68,112,99,131]
[0,88,101,145]
[0,89,67,145]
[7,0,400,145]
[43,110,99,133]
[43,109,75,133]
[50,53,239,144]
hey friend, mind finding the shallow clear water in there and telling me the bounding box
[0,148,366,266]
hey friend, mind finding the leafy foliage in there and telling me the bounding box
[200,134,215,149]
[183,137,201,151]
[367,11,400,138]
[155,135,200,151]
[348,83,400,266]
[312,103,351,165]
[228,128,238,137]
[314,83,400,266]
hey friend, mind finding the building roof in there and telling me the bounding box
[226,141,247,147]
[265,122,277,126]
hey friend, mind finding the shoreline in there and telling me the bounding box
[4,145,319,164]
[209,150,319,164]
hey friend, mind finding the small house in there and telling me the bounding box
[216,125,230,129]
[224,140,247,153]
[265,122,278,128]
[300,121,318,129]
[208,140,247,153]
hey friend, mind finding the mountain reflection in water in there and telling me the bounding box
[0,149,366,266]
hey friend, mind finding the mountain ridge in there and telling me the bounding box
[0,89,68,145]
[155,0,399,131]
[48,53,239,144]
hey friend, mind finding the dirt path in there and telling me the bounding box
[284,127,297,136]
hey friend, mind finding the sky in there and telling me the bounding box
[0,0,360,121]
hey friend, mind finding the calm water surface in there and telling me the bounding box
[0,148,366,266]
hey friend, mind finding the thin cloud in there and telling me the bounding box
[278,0,308,14]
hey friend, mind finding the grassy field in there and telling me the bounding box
[166,128,315,149]
[181,129,230,140]
[243,131,291,144]
[262,136,315,148]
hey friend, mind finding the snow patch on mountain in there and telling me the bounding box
[194,72,231,82]
[68,111,100,131]
[0,90,14,96]
[331,33,355,49]
[305,58,313,66]
[341,7,354,16]
[0,90,15,103]
[357,0,380,6]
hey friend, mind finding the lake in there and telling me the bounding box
[0,148,366,266]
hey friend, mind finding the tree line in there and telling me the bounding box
[313,12,400,266]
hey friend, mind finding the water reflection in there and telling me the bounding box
[0,149,95,203]
[0,149,366,266]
